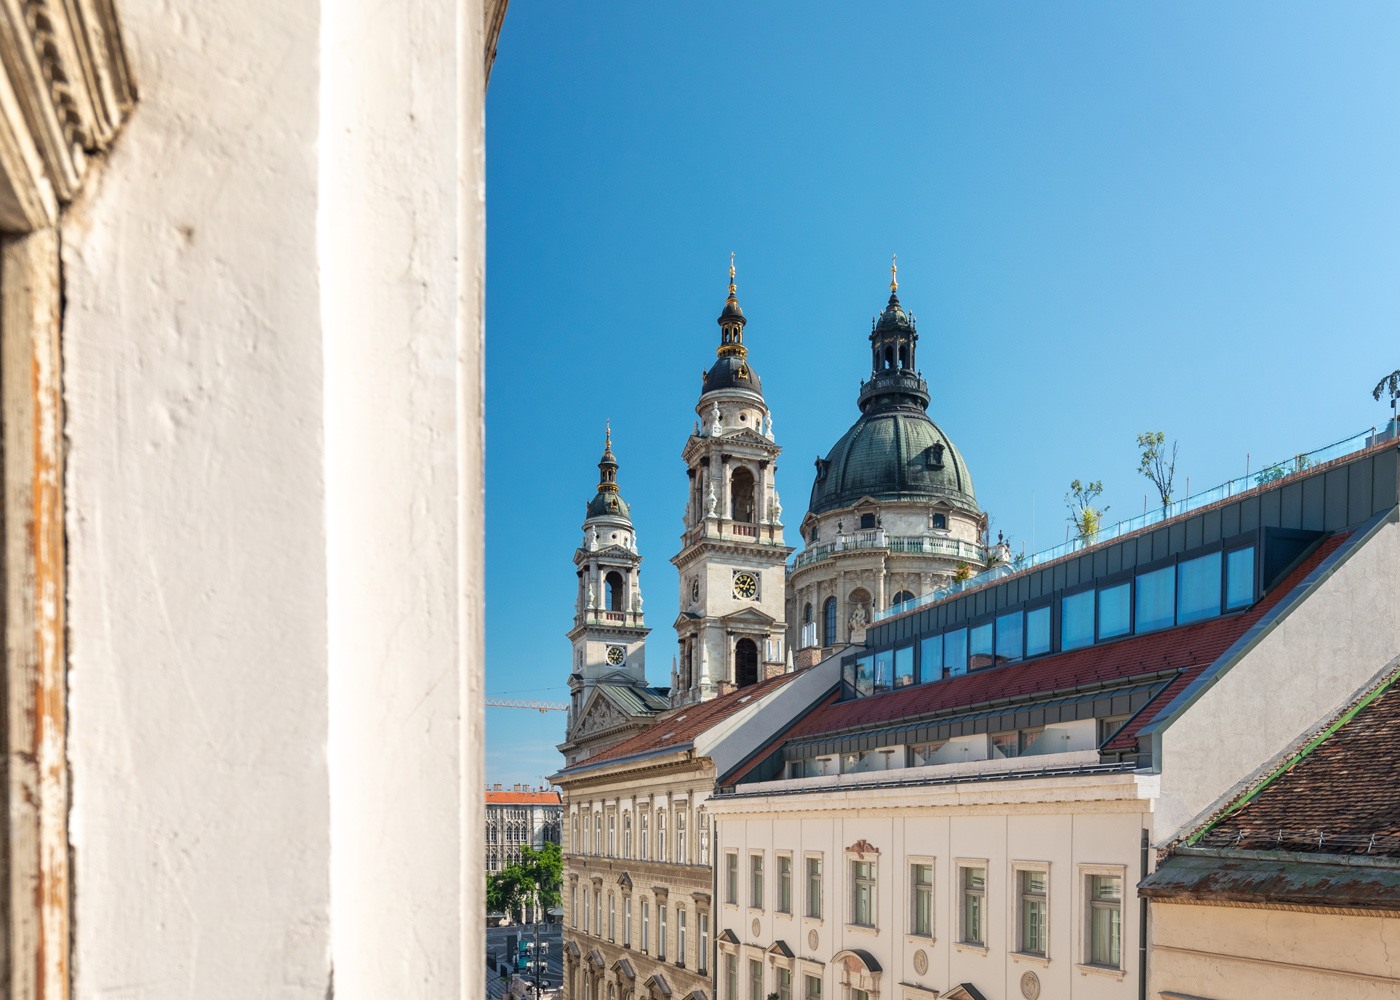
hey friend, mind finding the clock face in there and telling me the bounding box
[690,577,700,603]
[605,645,626,666]
[732,572,759,600]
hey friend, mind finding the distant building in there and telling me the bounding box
[487,785,563,873]
[789,263,989,661]
[1142,662,1400,998]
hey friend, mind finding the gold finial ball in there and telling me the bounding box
[890,253,898,292]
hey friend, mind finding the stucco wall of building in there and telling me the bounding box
[1149,901,1400,999]
[1155,512,1400,840]
[60,0,484,996]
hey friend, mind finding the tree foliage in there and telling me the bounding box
[1136,431,1179,511]
[1373,368,1400,403]
[1065,479,1109,543]
[487,841,563,923]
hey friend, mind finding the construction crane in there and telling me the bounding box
[486,698,568,713]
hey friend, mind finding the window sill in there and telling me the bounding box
[844,923,879,937]
[1011,952,1050,967]
[802,917,825,927]
[1076,963,1125,980]
[905,934,936,947]
[952,942,987,956]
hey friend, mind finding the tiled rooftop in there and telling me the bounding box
[486,790,562,805]
[1192,664,1400,857]
[729,533,1348,783]
[559,670,801,773]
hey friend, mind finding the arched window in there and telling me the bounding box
[823,597,838,647]
[891,590,915,607]
[884,346,895,370]
[604,571,624,611]
[859,512,876,530]
[898,343,909,369]
[735,638,759,687]
[803,602,813,625]
[730,467,756,523]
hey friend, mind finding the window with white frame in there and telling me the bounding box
[594,814,602,854]
[624,895,632,947]
[572,883,579,928]
[582,886,590,934]
[608,814,616,856]
[804,974,821,1000]
[676,809,688,863]
[595,887,602,934]
[1084,868,1124,969]
[959,863,985,945]
[725,955,737,1000]
[658,904,668,961]
[676,906,687,966]
[806,855,823,918]
[608,894,615,941]
[641,898,650,953]
[749,959,763,1000]
[1016,865,1049,957]
[641,811,650,860]
[698,808,710,865]
[572,815,579,853]
[698,911,709,973]
[658,809,669,862]
[850,860,876,927]
[623,811,632,857]
[750,853,765,909]
[777,967,792,1000]
[725,851,739,904]
[777,854,793,913]
[910,861,933,937]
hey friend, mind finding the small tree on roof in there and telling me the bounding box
[1136,431,1179,513]
[1066,479,1109,544]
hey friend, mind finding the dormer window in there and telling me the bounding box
[931,513,947,531]
[859,513,876,530]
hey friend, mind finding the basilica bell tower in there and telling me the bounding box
[564,427,651,728]
[670,259,792,707]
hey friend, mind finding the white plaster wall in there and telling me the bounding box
[1156,515,1400,840]
[62,0,482,996]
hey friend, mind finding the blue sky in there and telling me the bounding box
[484,3,1399,786]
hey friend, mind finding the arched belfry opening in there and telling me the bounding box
[730,467,756,523]
[605,571,624,611]
[735,639,759,688]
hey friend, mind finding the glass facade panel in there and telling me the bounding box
[1135,565,1175,633]
[919,633,942,683]
[969,622,994,670]
[873,650,894,693]
[1025,605,1051,657]
[1062,589,1094,650]
[995,611,1023,663]
[853,655,874,697]
[893,645,915,687]
[944,629,968,676]
[1226,546,1255,610]
[1178,551,1223,623]
[1097,582,1131,639]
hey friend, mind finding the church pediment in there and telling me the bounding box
[572,685,654,739]
[720,606,776,628]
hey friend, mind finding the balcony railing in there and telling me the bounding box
[792,532,986,570]
[873,424,1394,623]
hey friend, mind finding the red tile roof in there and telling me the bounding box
[486,790,562,805]
[560,670,803,773]
[1192,666,1400,857]
[734,534,1348,775]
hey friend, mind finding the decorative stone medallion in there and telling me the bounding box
[752,917,761,937]
[808,929,819,951]
[1020,971,1041,1000]
[912,950,928,975]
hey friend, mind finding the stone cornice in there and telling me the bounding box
[0,0,133,230]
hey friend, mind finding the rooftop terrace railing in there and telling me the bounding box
[874,424,1395,624]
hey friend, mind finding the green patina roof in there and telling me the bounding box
[809,409,977,516]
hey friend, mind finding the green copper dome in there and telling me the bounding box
[807,273,979,517]
[585,426,632,522]
[809,409,976,515]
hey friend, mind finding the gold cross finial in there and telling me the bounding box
[890,253,898,292]
[728,252,736,294]
[605,419,611,449]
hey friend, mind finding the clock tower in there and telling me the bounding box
[564,426,652,735]
[670,259,792,707]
